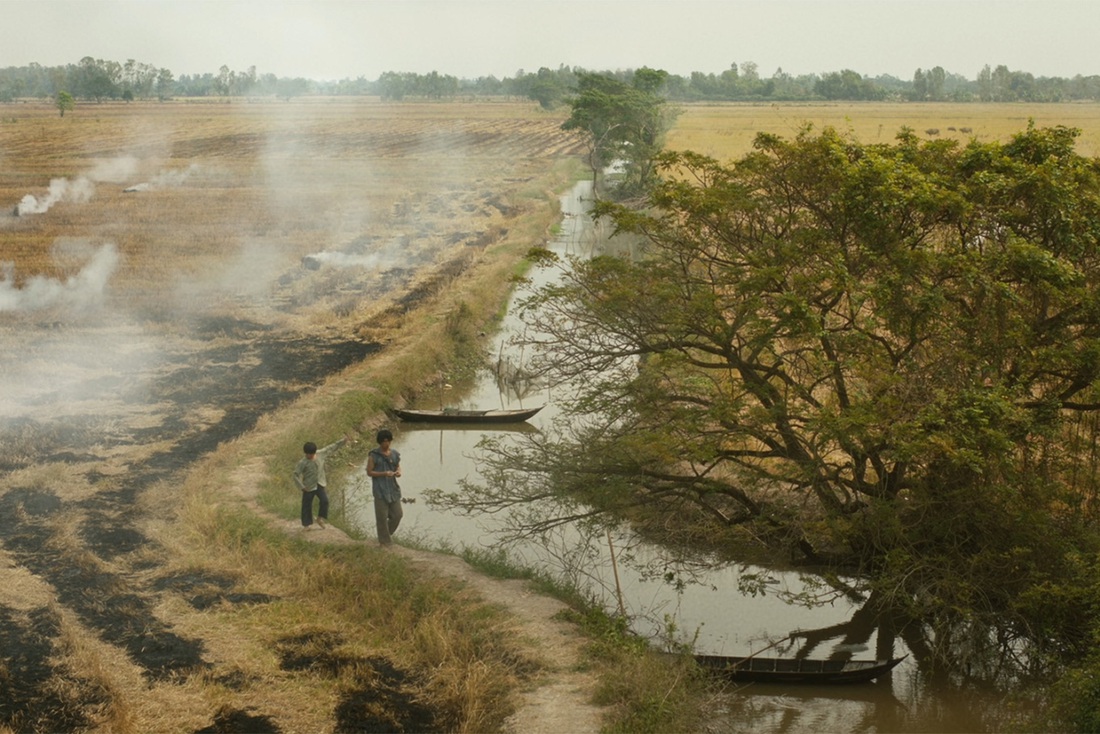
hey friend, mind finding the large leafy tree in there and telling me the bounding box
[562,69,677,197]
[442,124,1100,664]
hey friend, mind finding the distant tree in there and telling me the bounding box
[215,65,232,96]
[815,69,883,100]
[156,68,174,100]
[528,67,567,110]
[56,90,74,116]
[275,77,310,101]
[992,64,1013,101]
[562,68,678,197]
[420,70,459,99]
[236,65,258,96]
[977,64,993,101]
[470,74,504,96]
[73,57,119,101]
[912,68,928,100]
[377,71,407,101]
[719,62,739,97]
[927,65,946,100]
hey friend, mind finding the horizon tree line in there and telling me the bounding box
[2,56,1099,105]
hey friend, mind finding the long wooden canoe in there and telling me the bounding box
[391,406,543,424]
[693,653,907,684]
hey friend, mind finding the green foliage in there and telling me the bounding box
[462,123,1100,667]
[55,90,73,117]
[562,69,679,196]
[527,66,568,110]
[815,69,885,100]
[1049,652,1100,733]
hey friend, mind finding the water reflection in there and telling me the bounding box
[345,180,1017,733]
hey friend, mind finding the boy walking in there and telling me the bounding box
[293,437,346,529]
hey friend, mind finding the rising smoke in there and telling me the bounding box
[302,250,384,269]
[12,156,138,215]
[16,176,96,215]
[123,163,199,193]
[13,157,198,213]
[0,242,120,313]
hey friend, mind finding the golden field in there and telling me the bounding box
[667,101,1100,159]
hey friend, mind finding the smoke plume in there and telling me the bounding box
[302,251,384,269]
[124,163,199,193]
[16,177,95,215]
[13,156,141,214]
[0,242,120,313]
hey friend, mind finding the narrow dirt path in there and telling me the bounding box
[389,545,605,734]
[235,451,604,734]
[290,522,604,733]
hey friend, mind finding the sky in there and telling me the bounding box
[2,0,1097,82]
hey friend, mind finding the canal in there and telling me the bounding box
[348,179,1019,733]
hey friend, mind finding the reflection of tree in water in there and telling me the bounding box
[490,326,544,402]
[792,588,1034,680]
[766,590,1040,733]
[489,352,539,402]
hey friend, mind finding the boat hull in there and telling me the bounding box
[391,406,543,424]
[693,654,906,685]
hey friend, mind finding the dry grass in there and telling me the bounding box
[1,98,581,314]
[0,97,586,732]
[667,101,1100,160]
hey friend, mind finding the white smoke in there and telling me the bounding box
[173,238,287,306]
[303,251,384,269]
[16,176,95,215]
[89,156,139,183]
[124,163,199,193]
[0,242,120,313]
[14,157,143,215]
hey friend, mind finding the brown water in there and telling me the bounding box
[347,180,1023,733]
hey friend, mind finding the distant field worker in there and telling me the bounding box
[292,437,346,530]
[367,429,402,545]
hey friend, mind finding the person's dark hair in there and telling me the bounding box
[303,442,317,455]
[376,429,393,444]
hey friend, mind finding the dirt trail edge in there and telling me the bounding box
[237,457,605,734]
[391,546,605,734]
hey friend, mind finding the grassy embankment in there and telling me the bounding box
[159,159,706,731]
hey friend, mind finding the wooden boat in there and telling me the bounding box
[390,406,543,424]
[693,653,907,685]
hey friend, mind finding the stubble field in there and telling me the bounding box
[0,98,586,733]
[3,98,1099,733]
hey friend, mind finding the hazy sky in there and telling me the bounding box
[3,0,1096,82]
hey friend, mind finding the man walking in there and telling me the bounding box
[366,429,402,545]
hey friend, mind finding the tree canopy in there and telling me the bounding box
[55,90,73,117]
[439,123,1100,668]
[562,68,678,197]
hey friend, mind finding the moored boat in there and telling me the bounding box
[693,653,907,684]
[390,406,543,424]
